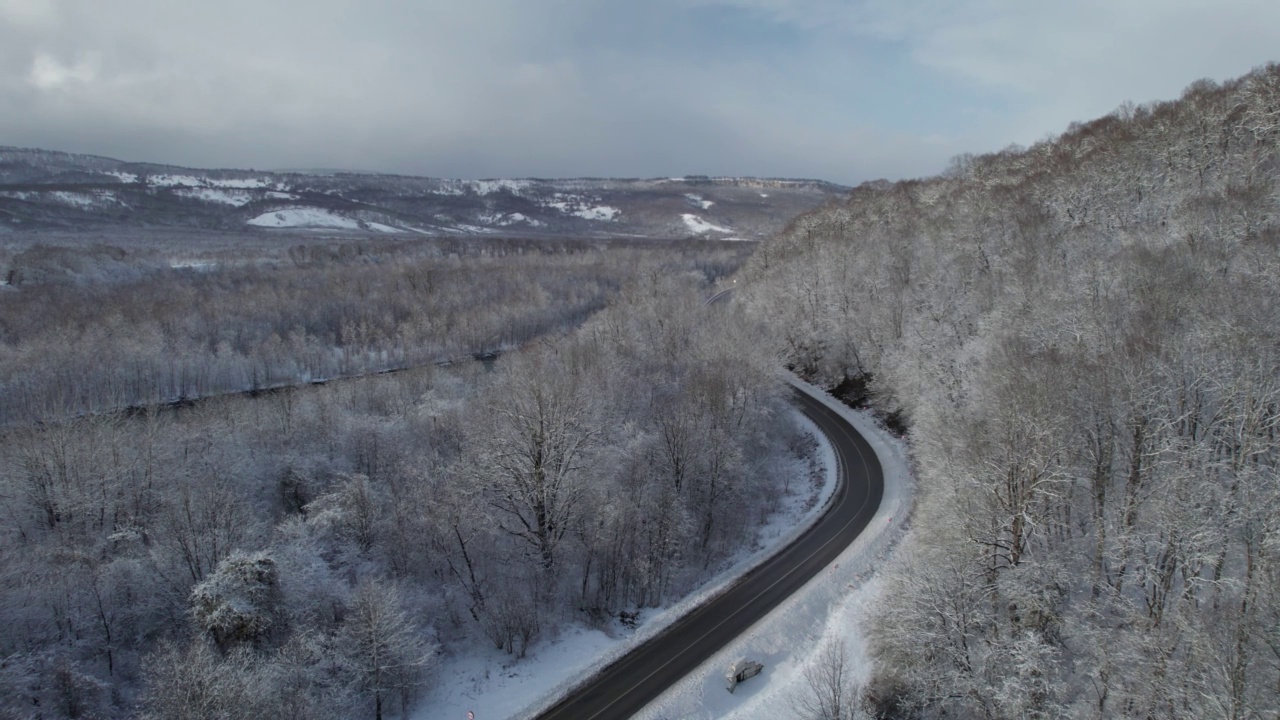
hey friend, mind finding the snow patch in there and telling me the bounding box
[51,191,99,208]
[145,174,204,188]
[105,171,139,184]
[574,205,619,221]
[247,207,361,230]
[503,212,543,227]
[449,223,497,234]
[547,196,619,221]
[207,177,272,189]
[471,179,533,196]
[147,174,272,189]
[759,193,769,198]
[1,189,124,208]
[685,193,715,210]
[170,259,218,271]
[682,213,731,235]
[175,188,254,207]
[480,212,544,228]
[429,183,466,197]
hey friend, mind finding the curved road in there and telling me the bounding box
[534,384,885,719]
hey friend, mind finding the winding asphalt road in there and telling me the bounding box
[533,384,885,719]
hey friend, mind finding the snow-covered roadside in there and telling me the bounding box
[413,404,842,720]
[631,375,914,720]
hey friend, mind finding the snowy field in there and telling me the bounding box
[413,378,913,720]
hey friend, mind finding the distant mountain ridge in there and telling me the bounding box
[0,146,847,239]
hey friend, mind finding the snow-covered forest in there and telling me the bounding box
[0,238,748,425]
[6,52,1279,720]
[739,64,1280,717]
[0,236,812,718]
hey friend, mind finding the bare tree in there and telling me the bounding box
[795,639,860,720]
[337,581,437,720]
[474,355,599,572]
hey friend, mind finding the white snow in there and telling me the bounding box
[247,207,361,230]
[207,177,271,189]
[105,171,139,184]
[147,174,271,189]
[682,214,732,235]
[574,205,619,221]
[429,183,466,197]
[548,199,619,221]
[415,407,841,720]
[759,193,769,198]
[247,207,402,232]
[266,191,298,200]
[471,179,533,196]
[0,190,124,208]
[51,191,98,208]
[480,212,545,228]
[685,194,715,210]
[175,188,254,207]
[169,259,218,271]
[145,174,204,188]
[631,376,913,720]
[504,213,543,227]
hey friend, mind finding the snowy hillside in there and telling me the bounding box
[0,147,846,239]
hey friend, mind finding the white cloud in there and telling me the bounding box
[27,52,96,89]
[1,0,1278,183]
[0,0,57,28]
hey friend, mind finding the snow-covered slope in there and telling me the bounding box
[0,146,848,239]
[682,213,732,235]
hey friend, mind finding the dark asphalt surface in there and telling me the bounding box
[533,384,885,720]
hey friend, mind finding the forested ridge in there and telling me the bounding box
[0,237,815,718]
[741,65,1280,717]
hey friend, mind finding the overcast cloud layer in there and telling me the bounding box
[2,0,1278,184]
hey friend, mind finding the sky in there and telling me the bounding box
[2,0,1279,185]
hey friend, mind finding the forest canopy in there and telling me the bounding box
[739,64,1280,718]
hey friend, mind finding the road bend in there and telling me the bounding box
[533,384,884,719]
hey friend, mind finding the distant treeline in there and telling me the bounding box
[0,238,749,425]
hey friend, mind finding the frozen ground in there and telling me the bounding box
[632,376,913,719]
[414,402,842,720]
[414,378,913,720]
